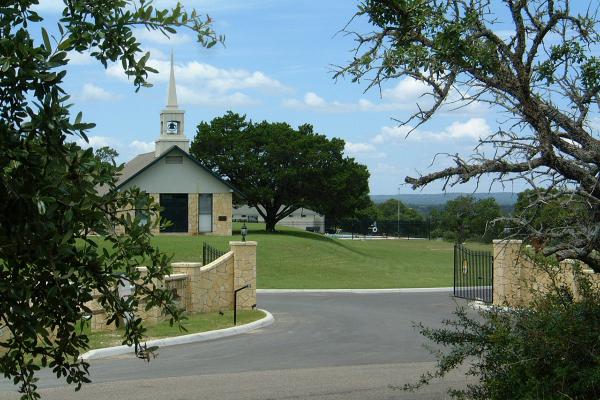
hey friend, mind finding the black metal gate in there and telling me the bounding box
[454,244,493,303]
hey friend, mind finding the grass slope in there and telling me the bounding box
[149,223,490,289]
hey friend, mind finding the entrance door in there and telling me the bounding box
[198,194,213,233]
[160,194,188,233]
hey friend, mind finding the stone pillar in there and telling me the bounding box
[172,262,203,313]
[188,193,199,235]
[493,239,523,306]
[88,289,117,332]
[230,241,257,310]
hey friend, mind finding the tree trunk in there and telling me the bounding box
[265,218,277,233]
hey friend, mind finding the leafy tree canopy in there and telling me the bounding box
[0,1,219,398]
[355,199,423,222]
[513,189,589,246]
[336,0,600,271]
[377,199,423,222]
[190,112,371,231]
[430,196,502,243]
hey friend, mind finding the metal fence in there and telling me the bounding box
[453,244,493,303]
[325,219,431,239]
[202,242,227,265]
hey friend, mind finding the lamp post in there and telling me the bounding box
[397,187,400,239]
[241,220,248,242]
[234,283,251,325]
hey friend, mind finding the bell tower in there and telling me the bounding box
[155,52,189,157]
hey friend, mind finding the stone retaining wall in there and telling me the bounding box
[89,241,257,332]
[493,239,600,307]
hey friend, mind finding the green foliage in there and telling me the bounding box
[431,196,502,242]
[190,112,371,231]
[513,189,589,239]
[405,261,600,399]
[353,199,423,223]
[376,199,423,221]
[0,1,219,398]
[94,146,119,164]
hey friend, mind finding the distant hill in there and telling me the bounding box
[371,192,520,214]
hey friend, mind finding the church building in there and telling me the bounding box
[113,54,234,235]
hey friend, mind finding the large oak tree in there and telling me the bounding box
[190,112,371,232]
[336,0,600,271]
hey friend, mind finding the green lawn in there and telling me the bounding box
[85,310,265,350]
[147,223,491,289]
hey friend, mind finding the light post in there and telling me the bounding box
[241,220,248,242]
[397,187,400,238]
[234,283,251,325]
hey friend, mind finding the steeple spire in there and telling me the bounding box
[166,50,178,109]
[155,50,188,157]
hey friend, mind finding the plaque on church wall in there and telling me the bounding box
[218,216,227,221]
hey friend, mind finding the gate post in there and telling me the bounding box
[492,239,522,306]
[230,241,257,310]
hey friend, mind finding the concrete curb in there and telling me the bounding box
[257,288,453,294]
[80,309,274,361]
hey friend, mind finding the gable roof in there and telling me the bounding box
[106,146,239,194]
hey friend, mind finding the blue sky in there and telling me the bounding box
[33,0,593,195]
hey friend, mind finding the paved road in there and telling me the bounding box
[0,292,468,399]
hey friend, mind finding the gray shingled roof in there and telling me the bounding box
[97,146,239,195]
[116,151,155,186]
[97,152,155,196]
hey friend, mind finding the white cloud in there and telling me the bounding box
[382,77,430,103]
[177,84,258,107]
[436,118,491,141]
[373,125,413,144]
[283,77,492,118]
[304,92,327,107]
[66,50,93,65]
[129,140,155,154]
[79,83,119,101]
[283,92,395,113]
[107,59,289,93]
[135,29,192,45]
[345,142,376,154]
[344,142,386,160]
[107,58,288,107]
[373,118,492,144]
[283,78,432,113]
[76,135,114,149]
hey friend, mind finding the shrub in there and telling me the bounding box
[404,261,600,399]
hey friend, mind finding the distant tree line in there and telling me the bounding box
[347,192,577,244]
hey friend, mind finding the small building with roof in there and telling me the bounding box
[113,54,234,235]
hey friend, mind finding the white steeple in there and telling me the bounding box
[155,52,189,157]
[166,51,178,109]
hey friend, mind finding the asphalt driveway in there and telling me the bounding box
[0,291,469,399]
